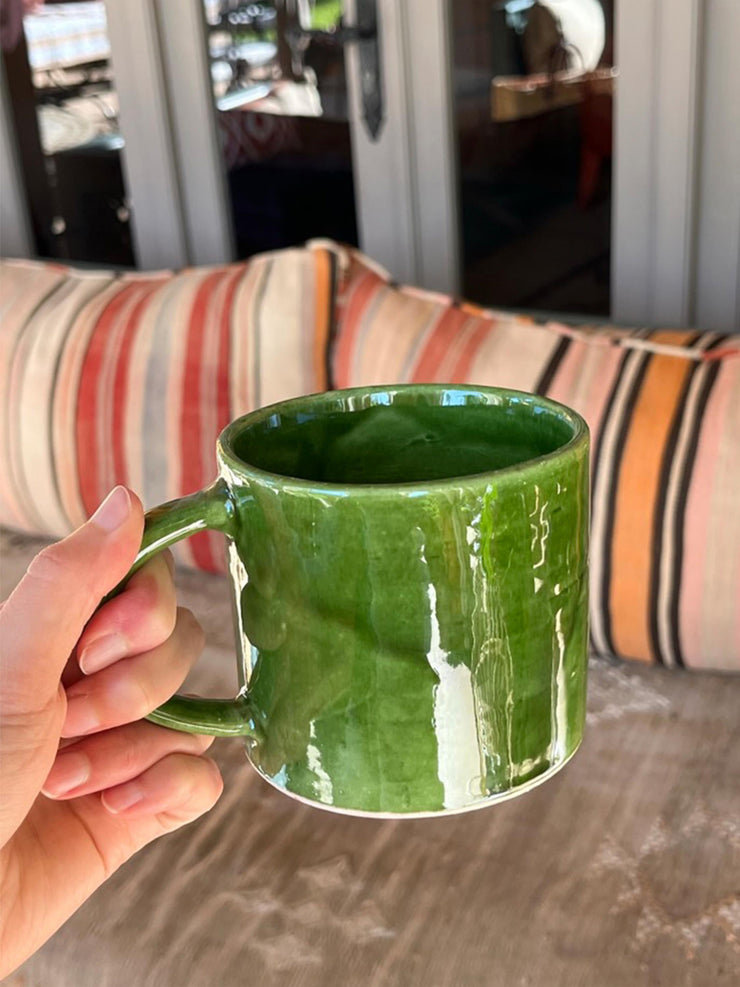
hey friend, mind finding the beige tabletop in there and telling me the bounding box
[3,528,739,987]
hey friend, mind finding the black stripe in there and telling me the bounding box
[587,346,633,656]
[666,336,727,666]
[591,327,686,657]
[324,250,339,391]
[597,349,652,658]
[534,336,571,396]
[647,332,704,665]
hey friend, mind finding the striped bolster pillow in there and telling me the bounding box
[0,245,339,571]
[2,243,738,670]
[331,248,740,671]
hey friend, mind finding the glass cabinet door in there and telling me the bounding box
[203,0,358,257]
[451,0,615,316]
[1,0,135,266]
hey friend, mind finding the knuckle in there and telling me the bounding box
[26,544,62,581]
[27,547,96,613]
[168,755,201,803]
[130,573,160,612]
[146,599,178,646]
[28,544,72,586]
[130,673,157,720]
[128,562,177,641]
[176,608,205,649]
[118,737,147,777]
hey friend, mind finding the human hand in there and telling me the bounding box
[0,487,223,976]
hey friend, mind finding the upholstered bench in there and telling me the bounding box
[2,243,739,987]
[2,242,738,669]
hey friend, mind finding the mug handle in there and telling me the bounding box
[106,479,255,739]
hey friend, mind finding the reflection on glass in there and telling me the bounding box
[1,0,134,265]
[453,0,615,316]
[203,0,357,257]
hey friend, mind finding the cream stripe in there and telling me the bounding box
[258,252,308,406]
[620,337,739,360]
[229,262,259,417]
[202,272,233,568]
[368,295,438,384]
[6,308,50,531]
[0,261,64,326]
[571,344,626,448]
[467,320,560,390]
[142,278,188,508]
[0,266,67,528]
[700,360,740,666]
[124,282,164,499]
[255,251,302,405]
[200,272,227,484]
[299,253,313,395]
[678,361,735,666]
[8,280,77,532]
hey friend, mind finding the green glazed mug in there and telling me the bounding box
[124,384,590,817]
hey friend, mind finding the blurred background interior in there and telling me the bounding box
[1,1,737,330]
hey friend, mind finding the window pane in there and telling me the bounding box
[204,0,358,258]
[452,0,615,315]
[1,0,135,266]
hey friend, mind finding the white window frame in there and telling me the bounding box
[612,0,703,328]
[156,0,234,266]
[104,0,188,269]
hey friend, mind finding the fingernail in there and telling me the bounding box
[91,486,131,533]
[42,750,91,798]
[63,695,100,737]
[79,633,128,674]
[102,781,144,814]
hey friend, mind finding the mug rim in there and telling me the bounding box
[217,383,589,495]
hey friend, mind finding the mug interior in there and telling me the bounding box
[226,386,581,486]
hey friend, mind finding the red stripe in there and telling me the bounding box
[332,270,385,387]
[410,306,471,382]
[111,282,160,488]
[181,271,223,571]
[76,285,139,516]
[450,319,495,382]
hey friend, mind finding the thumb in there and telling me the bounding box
[1,486,144,713]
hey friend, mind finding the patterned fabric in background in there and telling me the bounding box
[331,248,740,671]
[1,242,739,670]
[0,247,338,573]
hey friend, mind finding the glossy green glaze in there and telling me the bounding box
[136,385,589,816]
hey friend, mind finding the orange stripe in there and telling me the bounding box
[312,249,331,391]
[609,332,695,661]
